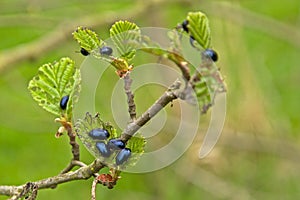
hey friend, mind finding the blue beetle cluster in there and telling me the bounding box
[89,128,131,166]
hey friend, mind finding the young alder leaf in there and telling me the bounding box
[28,57,80,119]
[110,20,141,61]
[187,12,211,49]
[66,69,81,118]
[73,26,103,52]
[125,133,146,167]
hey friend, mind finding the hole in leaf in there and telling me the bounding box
[31,86,37,91]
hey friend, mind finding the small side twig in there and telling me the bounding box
[167,54,191,81]
[60,160,87,174]
[91,179,98,200]
[123,73,136,122]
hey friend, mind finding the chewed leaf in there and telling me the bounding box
[110,20,141,61]
[28,57,80,119]
[73,26,103,52]
[75,112,119,164]
[75,112,146,169]
[193,78,212,113]
[167,30,183,54]
[187,12,211,49]
[187,56,226,114]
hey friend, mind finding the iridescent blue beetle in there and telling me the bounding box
[80,48,89,56]
[96,142,111,157]
[181,20,189,33]
[203,49,218,62]
[107,139,125,150]
[116,148,131,165]
[100,46,113,56]
[60,95,69,110]
[89,128,110,140]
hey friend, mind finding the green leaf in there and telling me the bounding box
[125,133,146,167]
[66,69,81,118]
[28,57,80,119]
[187,12,211,49]
[73,26,102,52]
[110,20,141,61]
[193,78,212,113]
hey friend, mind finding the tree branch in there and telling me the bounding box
[0,159,105,198]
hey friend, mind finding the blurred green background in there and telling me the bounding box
[1,0,300,199]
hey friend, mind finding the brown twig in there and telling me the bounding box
[167,54,191,81]
[9,182,38,200]
[56,118,81,162]
[123,73,137,122]
[121,79,181,142]
[1,159,105,198]
[60,160,87,174]
[91,179,98,200]
[66,124,80,161]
